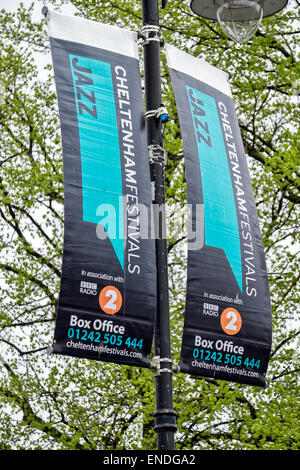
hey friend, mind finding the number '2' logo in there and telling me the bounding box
[220,307,242,335]
[99,286,122,314]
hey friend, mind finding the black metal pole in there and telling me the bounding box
[141,0,177,451]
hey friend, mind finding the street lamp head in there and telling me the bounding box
[190,0,289,21]
[190,0,288,43]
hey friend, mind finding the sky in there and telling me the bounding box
[0,0,77,19]
[0,0,79,80]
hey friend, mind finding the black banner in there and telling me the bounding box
[166,46,272,386]
[47,12,156,367]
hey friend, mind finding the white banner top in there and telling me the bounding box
[165,43,232,98]
[44,8,139,60]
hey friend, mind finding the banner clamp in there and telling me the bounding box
[148,144,167,166]
[150,356,179,376]
[145,105,169,123]
[41,6,49,18]
[138,24,163,46]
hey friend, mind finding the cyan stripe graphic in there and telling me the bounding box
[186,85,242,292]
[70,54,124,270]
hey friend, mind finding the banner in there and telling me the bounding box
[166,45,272,386]
[47,10,156,367]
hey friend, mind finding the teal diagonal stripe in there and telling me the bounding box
[186,85,242,292]
[70,54,124,270]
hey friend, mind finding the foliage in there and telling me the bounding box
[0,0,299,450]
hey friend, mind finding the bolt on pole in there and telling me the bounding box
[141,0,177,451]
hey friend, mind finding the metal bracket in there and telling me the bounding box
[145,105,169,123]
[148,144,167,166]
[153,407,177,433]
[41,5,49,18]
[150,356,179,376]
[150,355,161,376]
[138,25,164,46]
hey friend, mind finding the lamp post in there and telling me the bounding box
[141,0,288,451]
[141,0,177,452]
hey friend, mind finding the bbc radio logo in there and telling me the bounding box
[203,303,219,317]
[80,280,97,296]
[79,281,123,315]
[202,303,242,336]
